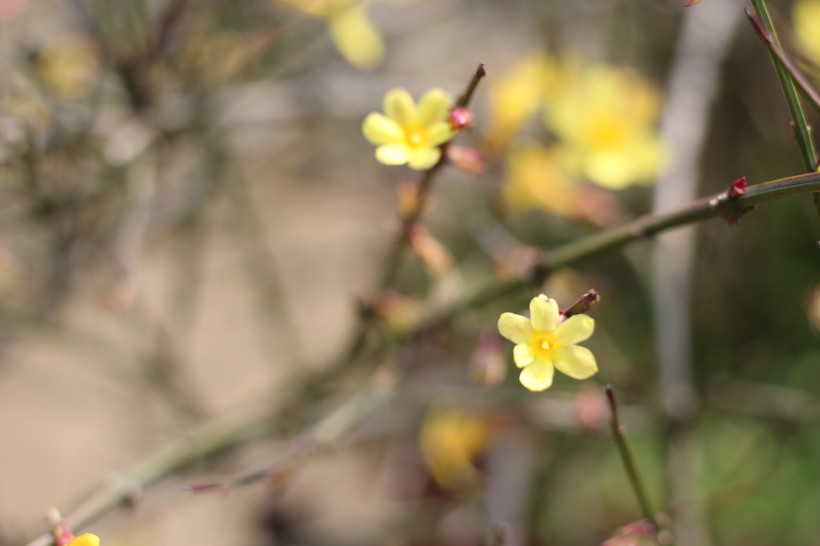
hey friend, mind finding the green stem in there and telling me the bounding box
[414,171,820,333]
[605,386,659,530]
[748,0,819,215]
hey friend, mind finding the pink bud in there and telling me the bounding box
[729,176,747,198]
[448,107,473,131]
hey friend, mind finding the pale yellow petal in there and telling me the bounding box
[519,357,554,392]
[328,4,383,70]
[385,88,416,127]
[555,314,594,345]
[408,147,441,170]
[426,122,455,146]
[375,144,410,165]
[513,343,535,368]
[67,534,100,546]
[417,88,452,127]
[498,312,534,344]
[362,113,404,145]
[554,345,598,379]
[530,294,559,332]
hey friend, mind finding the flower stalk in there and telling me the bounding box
[605,386,659,530]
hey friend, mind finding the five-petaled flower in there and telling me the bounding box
[497,294,598,391]
[362,88,455,170]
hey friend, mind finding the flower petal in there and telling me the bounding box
[426,122,455,146]
[385,88,416,127]
[513,343,534,368]
[554,345,598,379]
[518,357,554,391]
[408,147,441,170]
[555,314,595,345]
[530,294,559,332]
[375,144,410,165]
[362,113,404,145]
[328,4,384,70]
[498,312,534,344]
[417,88,452,127]
[67,534,100,546]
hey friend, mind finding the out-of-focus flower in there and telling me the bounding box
[278,0,404,70]
[793,0,820,62]
[497,294,597,392]
[546,64,664,190]
[419,408,488,491]
[66,534,100,546]
[501,144,584,217]
[409,226,453,277]
[470,332,507,386]
[362,88,455,170]
[807,284,820,333]
[35,36,100,100]
[483,54,558,155]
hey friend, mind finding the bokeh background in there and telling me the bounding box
[1,0,819,545]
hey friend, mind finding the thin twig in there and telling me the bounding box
[748,0,820,217]
[605,386,659,530]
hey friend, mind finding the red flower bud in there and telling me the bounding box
[448,107,473,131]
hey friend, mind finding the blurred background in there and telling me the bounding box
[0,0,819,545]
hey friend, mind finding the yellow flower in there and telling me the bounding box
[419,408,488,491]
[277,0,387,70]
[362,88,455,170]
[67,533,100,546]
[483,54,556,155]
[501,144,584,217]
[793,0,820,62]
[546,64,664,190]
[497,294,597,392]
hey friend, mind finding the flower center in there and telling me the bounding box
[405,127,425,148]
[587,115,627,150]
[531,332,559,358]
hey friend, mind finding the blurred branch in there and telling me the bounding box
[23,404,276,546]
[413,170,820,333]
[747,0,819,217]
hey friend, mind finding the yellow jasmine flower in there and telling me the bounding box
[483,54,556,155]
[419,408,488,491]
[362,88,455,170]
[67,533,100,546]
[501,144,584,217]
[497,294,597,392]
[793,0,820,62]
[277,0,385,70]
[546,64,663,190]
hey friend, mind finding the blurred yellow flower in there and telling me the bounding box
[501,144,584,217]
[793,0,820,62]
[419,408,488,491]
[35,37,100,100]
[483,54,557,155]
[277,0,390,70]
[362,88,455,170]
[546,64,664,190]
[67,533,100,546]
[497,294,597,392]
